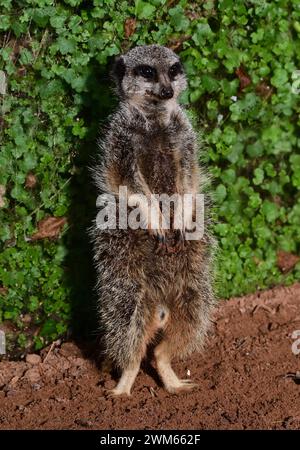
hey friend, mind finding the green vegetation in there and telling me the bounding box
[0,0,300,355]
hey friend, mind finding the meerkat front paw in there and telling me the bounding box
[172,229,186,253]
[154,231,186,256]
[154,233,168,255]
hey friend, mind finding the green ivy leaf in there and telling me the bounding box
[135,0,156,19]
[56,37,77,55]
[253,168,264,185]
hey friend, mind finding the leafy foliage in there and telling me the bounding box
[0,0,300,355]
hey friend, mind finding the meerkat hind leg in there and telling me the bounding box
[107,361,141,397]
[155,341,198,394]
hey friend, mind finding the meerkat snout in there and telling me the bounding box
[159,86,174,99]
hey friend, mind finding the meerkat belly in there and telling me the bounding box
[139,146,182,196]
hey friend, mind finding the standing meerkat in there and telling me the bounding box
[91,45,217,396]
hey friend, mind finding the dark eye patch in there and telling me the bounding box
[134,65,157,80]
[168,62,183,79]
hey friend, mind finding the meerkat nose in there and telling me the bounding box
[160,86,174,99]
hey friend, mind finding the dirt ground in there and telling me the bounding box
[0,283,299,430]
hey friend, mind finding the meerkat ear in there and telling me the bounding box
[112,56,126,84]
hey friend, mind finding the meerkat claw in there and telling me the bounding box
[155,234,168,255]
[168,230,185,254]
[165,380,198,394]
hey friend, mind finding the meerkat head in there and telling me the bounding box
[112,45,187,107]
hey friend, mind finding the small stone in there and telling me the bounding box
[5,389,17,397]
[26,354,41,365]
[72,357,86,368]
[25,173,37,189]
[9,375,20,386]
[24,368,41,383]
[75,418,93,427]
[54,397,67,403]
[22,314,32,324]
[59,342,82,358]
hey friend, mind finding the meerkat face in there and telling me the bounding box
[113,45,187,106]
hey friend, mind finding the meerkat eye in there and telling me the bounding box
[134,65,157,80]
[168,62,183,79]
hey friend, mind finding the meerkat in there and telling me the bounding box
[90,45,217,396]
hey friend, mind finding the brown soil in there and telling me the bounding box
[0,283,300,430]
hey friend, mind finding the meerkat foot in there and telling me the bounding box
[159,366,198,394]
[165,378,198,394]
[106,387,131,398]
[158,363,198,393]
[105,363,140,398]
[155,342,198,394]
